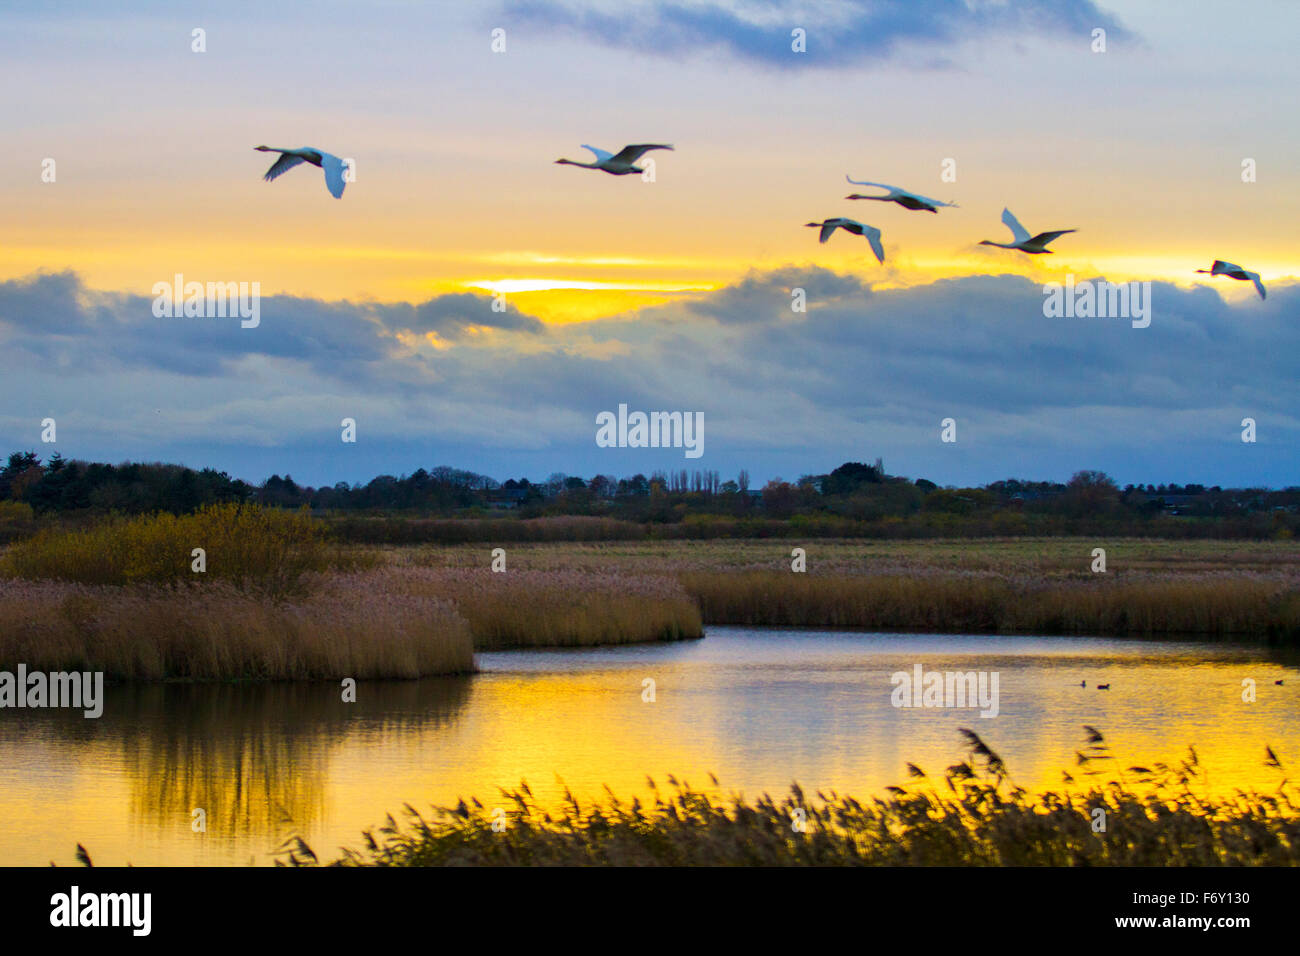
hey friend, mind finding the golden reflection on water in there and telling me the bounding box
[0,631,1296,866]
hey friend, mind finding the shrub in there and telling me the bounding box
[0,499,38,545]
[1,503,335,595]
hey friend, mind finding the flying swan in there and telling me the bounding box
[979,208,1075,254]
[255,146,349,198]
[844,177,957,213]
[555,144,674,176]
[1196,260,1266,300]
[805,218,885,264]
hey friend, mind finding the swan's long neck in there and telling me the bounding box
[557,159,599,168]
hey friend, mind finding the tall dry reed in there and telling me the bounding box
[680,570,1300,637]
[0,570,474,679]
[393,567,702,649]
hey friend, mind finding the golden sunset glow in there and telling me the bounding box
[3,644,1294,867]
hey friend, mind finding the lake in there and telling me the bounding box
[1,627,1296,866]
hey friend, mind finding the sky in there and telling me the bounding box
[0,0,1296,489]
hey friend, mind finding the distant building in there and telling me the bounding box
[1158,494,1201,516]
[486,488,529,509]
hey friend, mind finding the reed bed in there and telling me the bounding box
[400,537,1300,580]
[680,570,1300,637]
[0,570,474,679]
[280,729,1300,866]
[0,563,699,678]
[392,567,703,649]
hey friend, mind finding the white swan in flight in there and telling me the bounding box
[555,143,673,176]
[844,176,957,213]
[1196,260,1266,299]
[979,208,1075,254]
[255,146,349,198]
[805,218,885,264]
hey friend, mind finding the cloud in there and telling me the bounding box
[1,266,1295,487]
[498,0,1135,68]
[376,293,547,340]
[0,273,542,381]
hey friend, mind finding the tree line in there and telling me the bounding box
[3,451,1297,533]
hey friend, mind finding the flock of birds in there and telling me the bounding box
[253,141,1269,299]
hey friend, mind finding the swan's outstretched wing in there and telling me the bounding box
[320,152,347,198]
[845,176,896,192]
[1247,271,1267,299]
[610,143,673,164]
[263,152,306,182]
[908,191,958,208]
[1029,229,1076,247]
[863,225,885,264]
[818,222,838,243]
[580,145,614,162]
[1001,208,1031,243]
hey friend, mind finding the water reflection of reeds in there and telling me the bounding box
[40,679,471,842]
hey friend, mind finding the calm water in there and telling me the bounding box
[1,628,1296,866]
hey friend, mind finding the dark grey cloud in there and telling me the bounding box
[2,265,1295,488]
[663,269,1299,419]
[377,293,546,340]
[0,273,541,381]
[688,266,868,323]
[499,0,1134,68]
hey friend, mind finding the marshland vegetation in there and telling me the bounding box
[413,537,1300,639]
[279,729,1300,866]
[2,509,1296,681]
[0,505,703,678]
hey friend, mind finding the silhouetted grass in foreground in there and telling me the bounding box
[275,730,1300,866]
